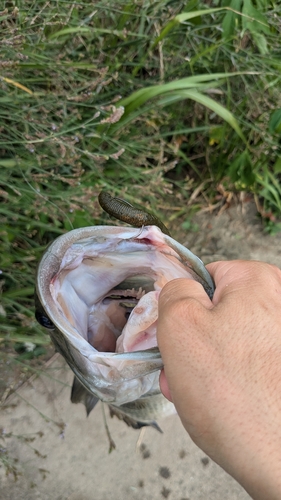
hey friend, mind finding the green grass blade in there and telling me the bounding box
[152,8,226,48]
[118,72,254,113]
[0,159,18,168]
[158,89,246,144]
[48,26,92,39]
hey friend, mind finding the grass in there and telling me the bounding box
[0,0,281,351]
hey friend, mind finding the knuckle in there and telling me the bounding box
[229,260,280,285]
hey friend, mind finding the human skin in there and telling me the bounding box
[157,261,281,500]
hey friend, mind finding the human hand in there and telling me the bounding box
[157,260,281,500]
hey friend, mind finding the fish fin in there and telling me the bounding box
[71,376,99,416]
[109,405,163,433]
[147,421,163,433]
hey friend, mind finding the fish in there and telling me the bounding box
[35,192,214,433]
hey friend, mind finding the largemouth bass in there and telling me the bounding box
[35,193,214,431]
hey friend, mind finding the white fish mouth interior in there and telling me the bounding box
[50,229,197,354]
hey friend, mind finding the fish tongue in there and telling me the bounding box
[116,291,159,353]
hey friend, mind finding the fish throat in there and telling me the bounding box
[104,275,153,324]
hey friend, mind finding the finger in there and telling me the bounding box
[157,278,213,365]
[206,260,256,285]
[159,369,173,402]
[157,283,216,431]
[206,260,281,305]
[159,278,214,313]
[157,279,213,402]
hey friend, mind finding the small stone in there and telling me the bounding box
[161,486,171,498]
[159,466,171,479]
[201,456,210,466]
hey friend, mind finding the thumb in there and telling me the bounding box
[159,278,214,313]
[157,278,213,401]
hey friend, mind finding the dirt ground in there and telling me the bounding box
[1,199,281,500]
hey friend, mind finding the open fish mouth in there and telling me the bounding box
[36,224,214,409]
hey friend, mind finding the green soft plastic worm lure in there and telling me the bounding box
[98,191,171,236]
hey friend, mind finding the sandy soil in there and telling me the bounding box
[1,199,281,500]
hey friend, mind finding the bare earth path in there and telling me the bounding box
[1,200,281,500]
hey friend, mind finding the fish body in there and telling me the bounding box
[35,224,214,428]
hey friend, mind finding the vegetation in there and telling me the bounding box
[0,0,280,349]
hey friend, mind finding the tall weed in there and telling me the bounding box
[0,0,280,345]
